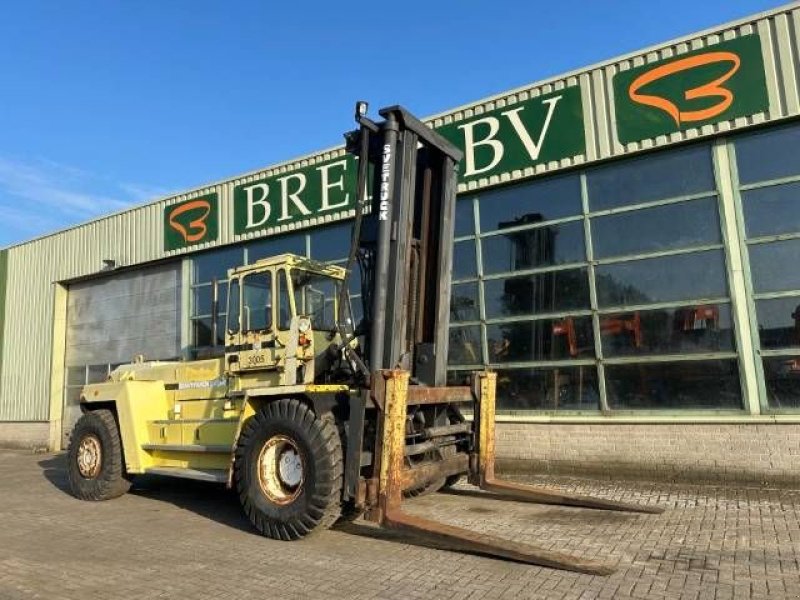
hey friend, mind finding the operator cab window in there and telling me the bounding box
[242,272,272,332]
[291,270,338,331]
[277,270,292,330]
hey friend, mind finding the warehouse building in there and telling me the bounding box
[2,4,800,484]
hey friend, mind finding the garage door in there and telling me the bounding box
[62,262,182,446]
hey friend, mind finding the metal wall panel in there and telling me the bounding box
[65,263,181,368]
[0,3,799,422]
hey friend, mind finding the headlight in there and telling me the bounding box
[297,318,312,333]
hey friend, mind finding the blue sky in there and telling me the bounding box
[0,0,784,247]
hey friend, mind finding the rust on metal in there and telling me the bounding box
[401,454,469,491]
[406,386,472,406]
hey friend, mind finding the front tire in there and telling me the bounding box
[67,409,131,501]
[234,399,343,540]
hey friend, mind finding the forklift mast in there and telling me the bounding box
[345,104,463,386]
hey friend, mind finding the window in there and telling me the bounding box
[242,273,272,332]
[310,223,351,262]
[191,246,245,351]
[277,270,293,330]
[447,142,742,412]
[587,145,715,210]
[735,122,800,411]
[291,270,339,331]
[227,279,240,334]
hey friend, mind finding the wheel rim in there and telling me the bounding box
[77,434,102,478]
[257,435,305,505]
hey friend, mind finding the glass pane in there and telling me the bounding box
[481,221,585,275]
[735,123,800,184]
[277,271,292,330]
[227,279,240,333]
[453,240,477,279]
[64,386,82,409]
[605,360,742,409]
[483,269,590,319]
[193,318,213,347]
[448,325,482,365]
[248,233,306,262]
[742,182,800,238]
[293,270,339,331]
[243,273,272,331]
[451,282,479,322]
[486,317,594,363]
[194,246,244,284]
[454,198,474,237]
[592,197,721,259]
[756,296,800,350]
[310,223,351,262]
[763,356,800,409]
[86,364,109,384]
[192,285,212,317]
[596,250,728,308]
[447,370,473,388]
[749,239,800,293]
[478,175,582,232]
[601,304,735,357]
[496,366,600,411]
[66,367,86,387]
[587,145,714,211]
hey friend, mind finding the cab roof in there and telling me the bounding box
[227,253,347,278]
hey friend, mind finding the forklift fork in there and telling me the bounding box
[363,370,663,575]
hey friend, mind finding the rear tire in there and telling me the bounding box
[67,409,131,501]
[234,399,343,540]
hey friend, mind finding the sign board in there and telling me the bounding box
[233,156,357,237]
[164,193,219,251]
[436,86,586,186]
[614,35,769,144]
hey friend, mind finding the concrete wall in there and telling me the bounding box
[0,422,49,451]
[496,423,800,486]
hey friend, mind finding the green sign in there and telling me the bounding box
[164,193,219,251]
[436,86,585,186]
[233,156,357,236]
[614,35,769,144]
[0,249,8,375]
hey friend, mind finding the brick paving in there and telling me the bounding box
[1,450,799,599]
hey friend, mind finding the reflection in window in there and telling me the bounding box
[478,175,582,232]
[194,247,244,284]
[591,197,721,259]
[495,366,600,411]
[194,317,224,347]
[452,240,477,279]
[448,326,481,365]
[310,223,351,262]
[605,360,742,409]
[193,286,212,316]
[735,123,800,184]
[451,282,479,322]
[600,304,735,357]
[742,182,800,238]
[749,239,800,294]
[248,234,305,262]
[764,357,800,409]
[596,250,728,308]
[454,198,474,237]
[481,221,585,275]
[756,297,800,349]
[486,317,594,363]
[483,269,590,318]
[587,145,715,211]
[242,273,272,331]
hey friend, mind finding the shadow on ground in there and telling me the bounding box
[37,453,253,534]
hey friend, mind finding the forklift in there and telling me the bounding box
[67,102,662,575]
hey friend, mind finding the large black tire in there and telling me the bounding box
[67,409,131,501]
[234,399,343,540]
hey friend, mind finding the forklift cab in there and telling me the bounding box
[223,254,347,382]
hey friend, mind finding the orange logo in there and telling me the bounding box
[168,199,212,243]
[628,51,741,126]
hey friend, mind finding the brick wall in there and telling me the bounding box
[495,423,800,486]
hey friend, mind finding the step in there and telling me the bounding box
[145,467,228,483]
[141,443,232,454]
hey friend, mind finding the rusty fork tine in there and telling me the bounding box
[383,508,616,575]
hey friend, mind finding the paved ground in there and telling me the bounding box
[1,451,799,600]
